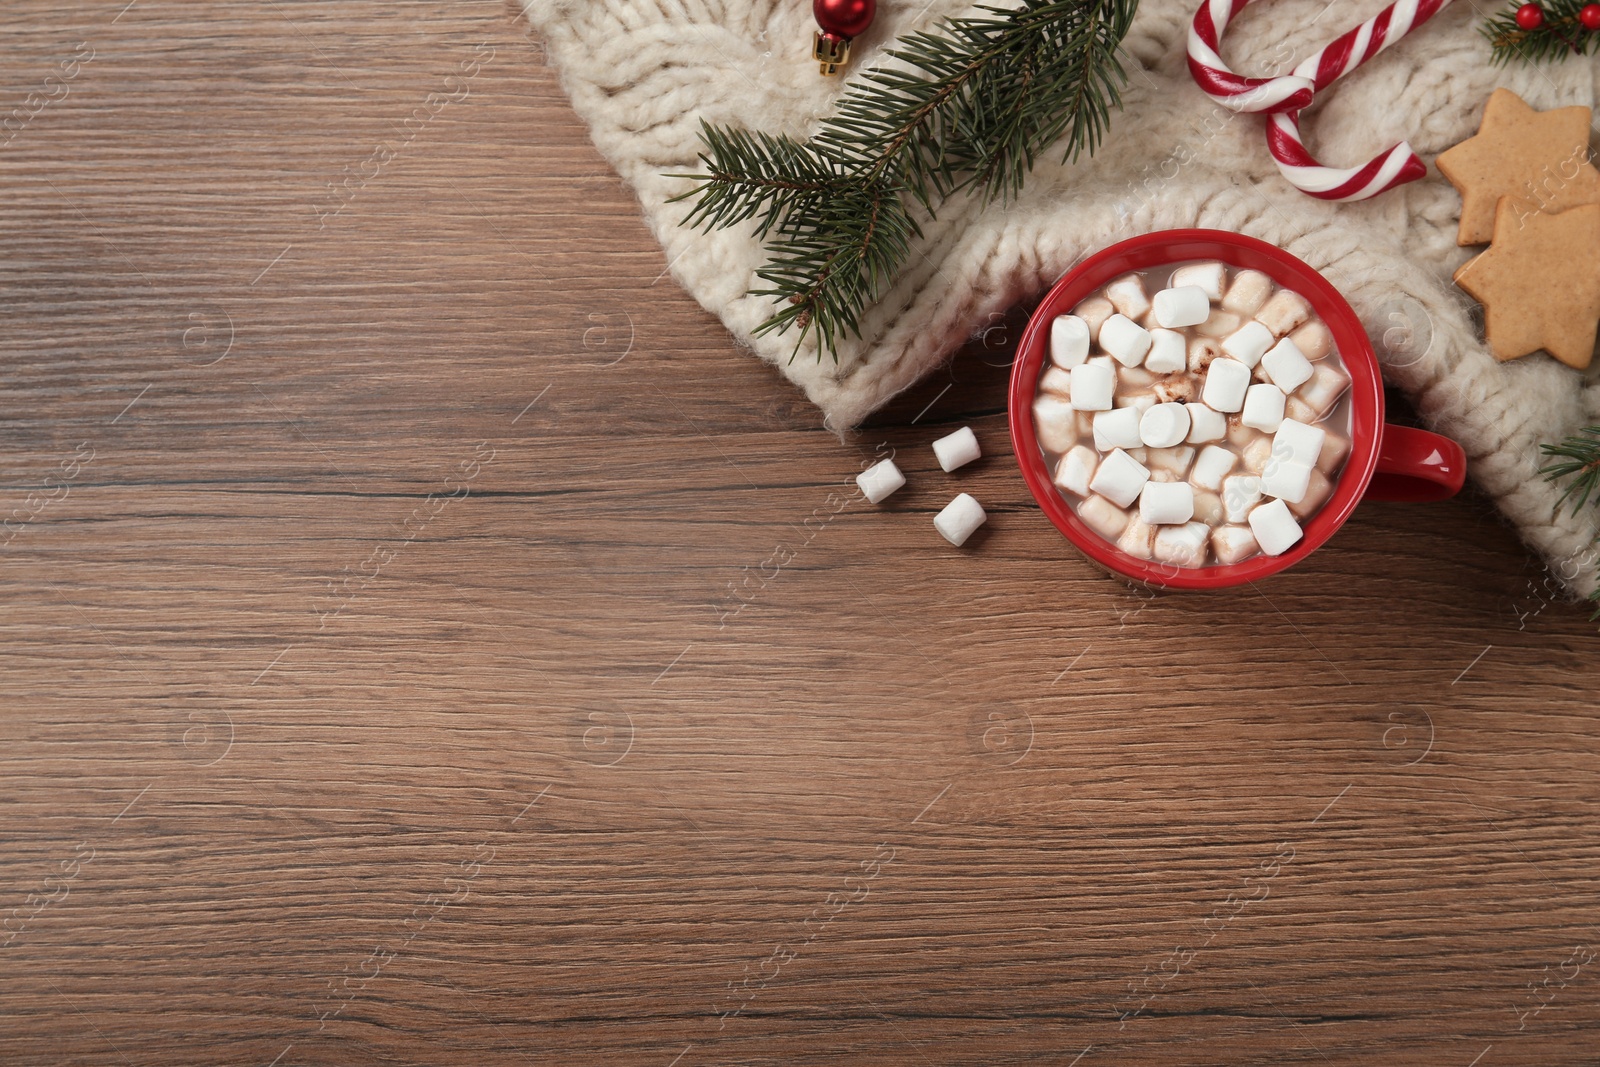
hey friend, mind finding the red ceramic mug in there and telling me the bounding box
[1007,229,1466,590]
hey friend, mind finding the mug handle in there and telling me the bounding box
[1363,424,1467,503]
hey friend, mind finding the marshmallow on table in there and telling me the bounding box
[1117,519,1156,559]
[1053,445,1098,496]
[1241,383,1286,432]
[1201,358,1252,413]
[1140,480,1194,525]
[1089,447,1150,509]
[1288,320,1333,361]
[1105,274,1151,320]
[1221,321,1275,367]
[1140,402,1191,448]
[1248,497,1303,555]
[1099,314,1152,367]
[1255,289,1311,337]
[1261,337,1314,393]
[1274,418,1326,468]
[1073,296,1115,338]
[1211,525,1259,565]
[1221,474,1262,523]
[1154,521,1211,567]
[1079,494,1130,540]
[1070,362,1116,410]
[1172,261,1225,302]
[1190,444,1237,491]
[1260,456,1313,504]
[1050,314,1091,369]
[1152,285,1211,329]
[932,426,981,471]
[1222,270,1272,316]
[1144,328,1187,374]
[1093,408,1144,451]
[934,493,987,547]
[1297,362,1351,419]
[1185,403,1226,443]
[1032,395,1077,453]
[1039,366,1073,397]
[856,459,905,504]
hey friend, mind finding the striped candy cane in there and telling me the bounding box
[1189,0,1460,201]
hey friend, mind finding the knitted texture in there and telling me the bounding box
[521,0,1600,596]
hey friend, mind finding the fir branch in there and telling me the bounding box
[1539,425,1600,617]
[670,0,1137,361]
[1484,1,1600,65]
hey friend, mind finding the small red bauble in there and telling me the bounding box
[1515,3,1545,30]
[1581,3,1600,29]
[814,0,876,40]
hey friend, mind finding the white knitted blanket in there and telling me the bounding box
[522,0,1600,595]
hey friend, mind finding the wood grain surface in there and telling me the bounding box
[3,3,1599,1065]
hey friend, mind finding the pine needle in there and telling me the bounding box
[668,0,1137,361]
[1483,0,1600,65]
[1539,425,1600,618]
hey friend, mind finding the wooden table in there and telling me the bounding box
[3,3,1598,1064]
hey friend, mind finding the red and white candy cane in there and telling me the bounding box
[1189,0,1459,201]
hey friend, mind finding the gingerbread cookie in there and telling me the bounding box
[1436,89,1600,246]
[1453,199,1600,370]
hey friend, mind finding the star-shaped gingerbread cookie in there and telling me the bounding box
[1436,88,1600,246]
[1453,199,1600,369]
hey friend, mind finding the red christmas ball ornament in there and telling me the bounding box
[1515,3,1545,30]
[814,0,876,40]
[1581,3,1600,29]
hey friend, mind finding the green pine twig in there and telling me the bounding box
[1539,425,1600,616]
[667,0,1137,362]
[1484,0,1600,65]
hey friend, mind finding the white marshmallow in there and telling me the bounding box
[1297,362,1351,419]
[1050,315,1092,369]
[1288,320,1334,361]
[1248,497,1303,555]
[1099,314,1152,368]
[1040,366,1074,397]
[1152,285,1211,329]
[1114,393,1158,416]
[1316,432,1351,474]
[1241,383,1286,432]
[1089,448,1150,509]
[1221,321,1275,368]
[934,493,987,547]
[1255,289,1311,337]
[1073,296,1115,338]
[1139,402,1191,448]
[856,459,905,504]
[1274,418,1326,468]
[1194,309,1242,338]
[1146,445,1195,479]
[1241,434,1274,474]
[1070,362,1116,411]
[1190,444,1237,492]
[1152,376,1196,405]
[1221,474,1262,523]
[1140,480,1194,525]
[1210,525,1259,565]
[1105,274,1151,321]
[1287,467,1334,519]
[1117,519,1156,560]
[1222,269,1272,317]
[1032,395,1077,453]
[1261,337,1314,393]
[1188,336,1223,373]
[1078,494,1130,540]
[1260,457,1313,504]
[1118,366,1157,391]
[1053,445,1098,496]
[932,426,982,472]
[1144,329,1187,374]
[1192,489,1224,526]
[1153,521,1211,567]
[1201,358,1251,413]
[1093,408,1145,451]
[1171,261,1225,302]
[1185,403,1226,444]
